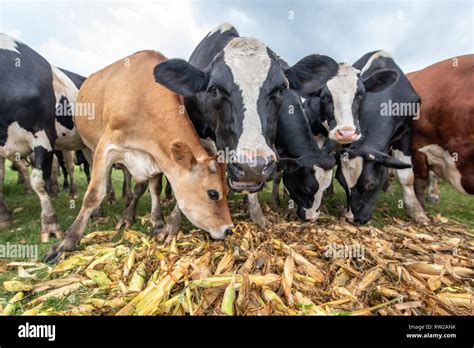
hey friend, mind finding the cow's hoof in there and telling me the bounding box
[40,223,62,243]
[107,193,116,205]
[43,237,77,263]
[254,216,272,229]
[428,195,440,204]
[91,207,103,220]
[414,213,430,224]
[155,224,179,244]
[115,217,132,230]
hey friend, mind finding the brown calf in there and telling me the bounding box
[408,55,474,204]
[45,50,233,261]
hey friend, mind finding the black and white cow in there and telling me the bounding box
[302,54,399,144]
[331,51,429,224]
[0,33,86,241]
[275,89,336,221]
[154,23,340,227]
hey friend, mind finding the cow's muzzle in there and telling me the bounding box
[227,156,276,192]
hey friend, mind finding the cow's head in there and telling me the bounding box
[166,141,233,239]
[154,40,339,192]
[336,147,410,224]
[279,152,335,221]
[300,61,399,144]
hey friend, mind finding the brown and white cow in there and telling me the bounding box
[44,50,233,262]
[408,55,474,203]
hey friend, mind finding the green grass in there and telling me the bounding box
[0,161,473,303]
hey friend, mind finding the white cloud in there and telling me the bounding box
[34,1,209,76]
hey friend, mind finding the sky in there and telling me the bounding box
[0,0,472,76]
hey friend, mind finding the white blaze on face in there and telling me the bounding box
[326,64,361,141]
[0,33,20,54]
[303,166,332,221]
[341,155,363,193]
[418,144,467,194]
[0,122,52,159]
[223,37,275,161]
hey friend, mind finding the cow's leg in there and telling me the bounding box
[115,181,147,230]
[164,177,173,201]
[121,167,133,206]
[81,148,92,182]
[156,203,182,244]
[44,141,113,262]
[270,172,281,211]
[49,155,59,197]
[392,148,429,224]
[0,156,11,225]
[12,159,32,194]
[428,171,440,203]
[31,147,61,242]
[149,174,165,232]
[106,169,116,204]
[63,151,76,198]
[248,193,271,228]
[412,149,430,208]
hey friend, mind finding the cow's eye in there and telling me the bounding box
[320,96,329,103]
[207,189,220,200]
[208,86,220,97]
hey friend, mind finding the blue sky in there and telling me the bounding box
[1,0,472,76]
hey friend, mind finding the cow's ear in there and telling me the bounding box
[278,157,302,173]
[362,69,398,93]
[367,151,411,169]
[171,141,197,170]
[285,55,338,97]
[154,59,209,97]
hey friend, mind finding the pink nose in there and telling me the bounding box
[335,127,357,142]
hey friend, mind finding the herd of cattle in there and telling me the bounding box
[0,23,472,262]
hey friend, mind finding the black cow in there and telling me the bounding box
[0,33,86,242]
[152,23,341,228]
[155,23,339,192]
[276,89,335,221]
[331,51,429,224]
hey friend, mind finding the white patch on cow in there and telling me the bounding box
[208,23,234,36]
[117,146,162,183]
[418,144,467,194]
[392,149,429,222]
[303,166,332,220]
[223,37,275,161]
[359,50,393,76]
[345,208,354,222]
[30,168,55,219]
[326,64,361,140]
[0,33,20,54]
[51,66,84,150]
[0,122,52,159]
[340,155,363,192]
[314,134,326,148]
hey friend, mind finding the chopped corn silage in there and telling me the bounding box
[1,214,473,316]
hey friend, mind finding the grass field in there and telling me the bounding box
[0,161,473,303]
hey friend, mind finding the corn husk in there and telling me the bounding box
[5,214,473,316]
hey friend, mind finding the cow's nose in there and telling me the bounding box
[230,156,276,182]
[224,227,233,237]
[335,127,358,143]
[354,217,369,225]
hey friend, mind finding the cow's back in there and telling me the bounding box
[76,50,204,159]
[0,35,56,146]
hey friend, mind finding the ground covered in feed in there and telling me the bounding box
[1,212,473,316]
